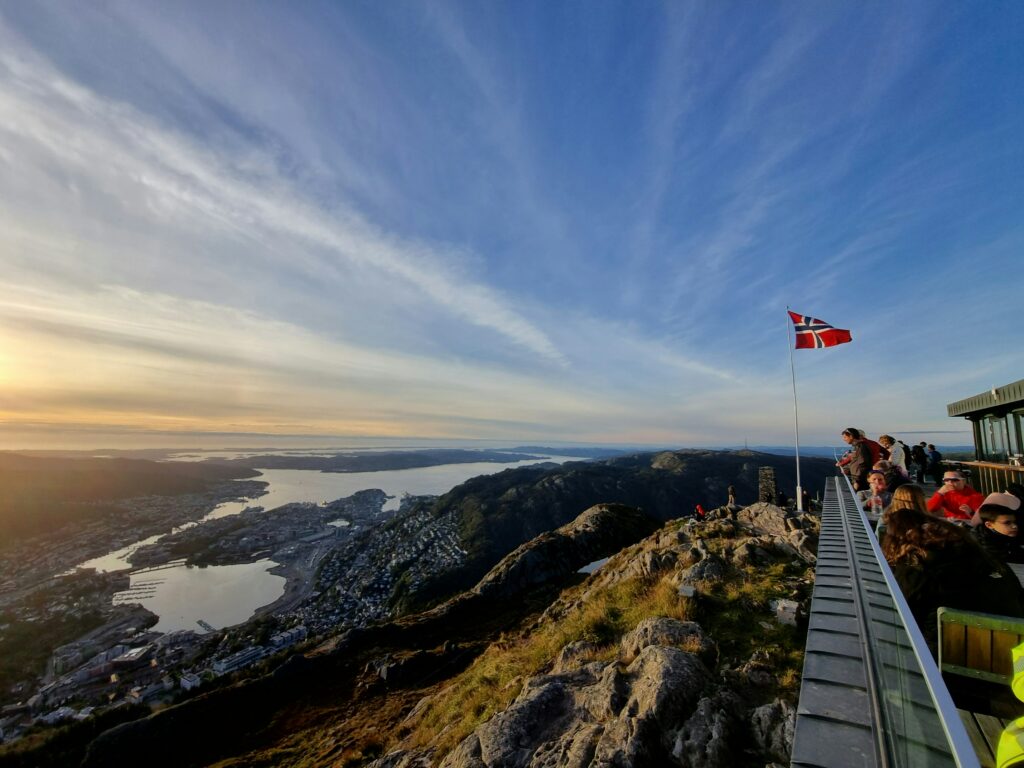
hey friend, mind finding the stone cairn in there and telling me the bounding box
[758,466,777,504]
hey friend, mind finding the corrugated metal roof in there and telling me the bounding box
[947,378,1024,418]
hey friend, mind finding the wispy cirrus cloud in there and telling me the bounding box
[0,25,566,367]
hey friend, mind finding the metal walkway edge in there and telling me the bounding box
[791,476,979,768]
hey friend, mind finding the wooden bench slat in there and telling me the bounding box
[944,622,967,668]
[959,709,997,768]
[993,630,1020,679]
[977,713,1009,754]
[967,625,994,673]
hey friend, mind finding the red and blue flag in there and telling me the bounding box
[788,311,852,349]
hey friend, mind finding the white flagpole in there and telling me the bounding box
[787,307,803,512]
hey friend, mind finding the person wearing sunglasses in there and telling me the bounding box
[926,470,985,523]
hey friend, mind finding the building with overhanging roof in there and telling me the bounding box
[946,378,1024,493]
[947,378,1024,464]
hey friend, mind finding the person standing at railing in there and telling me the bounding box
[879,435,907,474]
[926,470,984,523]
[837,428,873,491]
[911,442,929,483]
[927,443,945,485]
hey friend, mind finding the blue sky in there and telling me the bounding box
[0,1,1020,449]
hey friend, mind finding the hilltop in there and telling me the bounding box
[398,449,832,610]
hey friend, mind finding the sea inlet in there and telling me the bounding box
[78,454,580,633]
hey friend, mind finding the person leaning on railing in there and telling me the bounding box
[926,470,985,524]
[837,427,874,491]
[880,505,1024,652]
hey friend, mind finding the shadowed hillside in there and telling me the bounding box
[401,449,831,611]
[0,454,258,544]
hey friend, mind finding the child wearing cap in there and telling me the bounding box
[974,492,1024,565]
[925,470,985,522]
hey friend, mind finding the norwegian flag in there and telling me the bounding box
[788,311,852,349]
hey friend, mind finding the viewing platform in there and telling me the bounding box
[793,476,985,767]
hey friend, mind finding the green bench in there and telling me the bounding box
[938,608,1024,767]
[939,607,1024,685]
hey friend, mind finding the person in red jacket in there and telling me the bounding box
[926,470,985,523]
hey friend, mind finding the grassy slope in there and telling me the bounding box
[399,521,806,761]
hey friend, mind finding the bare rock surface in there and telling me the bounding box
[375,500,818,768]
[439,645,713,768]
[750,698,797,763]
[471,503,660,600]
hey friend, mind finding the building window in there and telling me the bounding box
[980,414,1009,462]
[1010,409,1024,459]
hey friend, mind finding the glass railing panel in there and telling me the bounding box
[795,476,979,767]
[838,474,977,767]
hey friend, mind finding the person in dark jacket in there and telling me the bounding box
[926,443,944,485]
[881,506,1024,653]
[911,442,929,483]
[837,427,873,491]
[974,492,1024,565]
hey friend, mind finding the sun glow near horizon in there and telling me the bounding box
[0,3,1020,450]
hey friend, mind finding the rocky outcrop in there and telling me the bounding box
[375,501,818,768]
[750,698,797,763]
[436,634,714,768]
[472,504,660,600]
[734,502,819,563]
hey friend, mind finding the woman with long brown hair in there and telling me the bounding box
[881,505,1024,650]
[887,484,928,515]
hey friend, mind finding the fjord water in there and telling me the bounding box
[112,560,286,633]
[80,454,581,633]
[206,456,573,518]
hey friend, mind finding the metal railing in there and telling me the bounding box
[953,460,1024,496]
[792,475,979,767]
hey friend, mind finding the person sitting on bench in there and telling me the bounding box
[974,492,1024,565]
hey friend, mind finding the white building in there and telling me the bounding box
[179,672,202,691]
